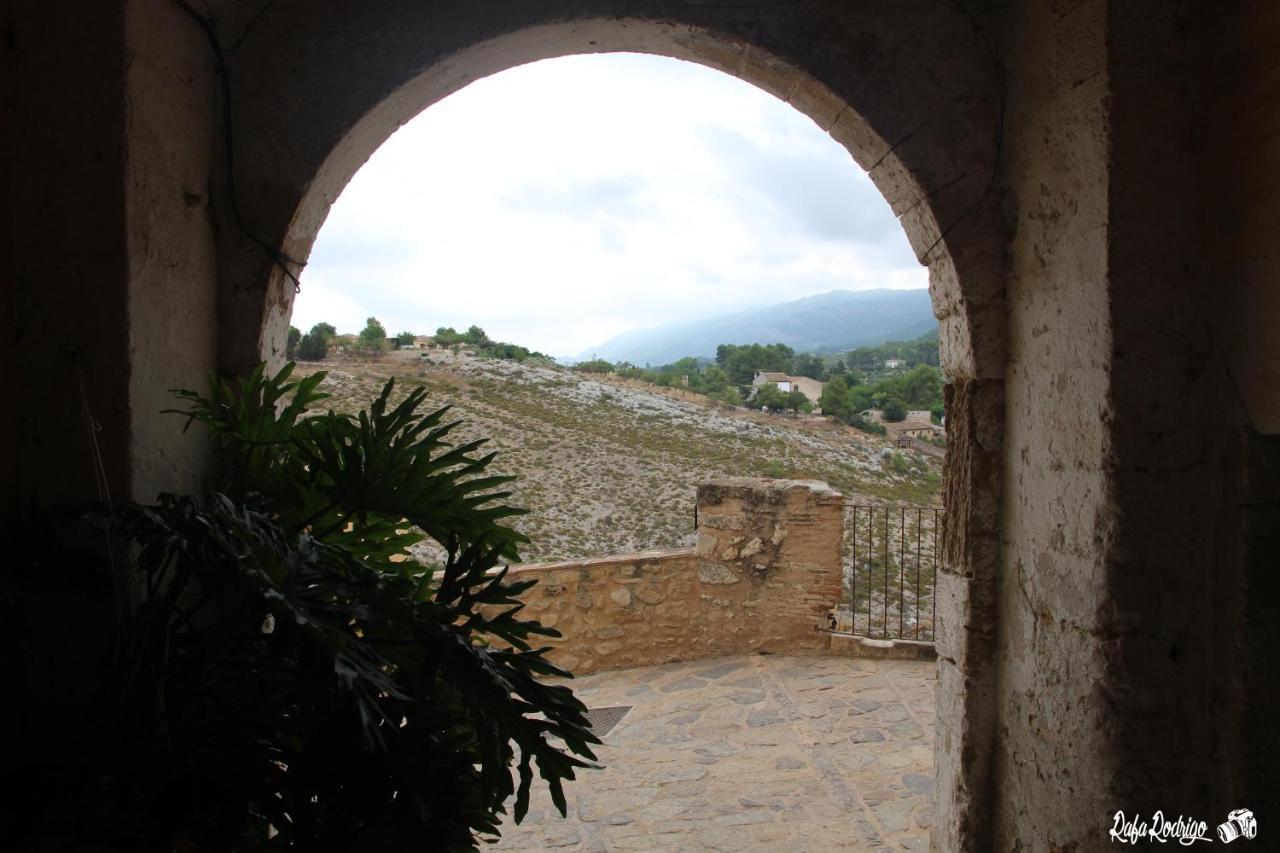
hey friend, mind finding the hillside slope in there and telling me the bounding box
[297,350,942,564]
[578,288,935,365]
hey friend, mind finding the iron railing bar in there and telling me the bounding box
[843,504,944,641]
[850,506,856,634]
[882,509,889,639]
[932,508,939,641]
[915,508,923,640]
[867,505,873,636]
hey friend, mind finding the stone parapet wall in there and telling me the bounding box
[507,478,847,674]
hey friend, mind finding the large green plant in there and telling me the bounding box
[5,364,597,851]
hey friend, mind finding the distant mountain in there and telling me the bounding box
[578,289,936,366]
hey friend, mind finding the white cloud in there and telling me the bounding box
[293,53,926,355]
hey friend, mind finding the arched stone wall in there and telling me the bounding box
[211,2,1007,848]
[9,1,1280,850]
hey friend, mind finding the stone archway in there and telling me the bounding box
[213,3,1007,847]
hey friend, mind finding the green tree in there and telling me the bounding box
[716,343,795,385]
[753,383,787,411]
[395,330,416,347]
[713,385,743,406]
[434,326,462,345]
[296,330,328,361]
[310,321,337,340]
[819,375,853,420]
[792,352,827,381]
[357,316,388,354]
[701,365,730,395]
[882,398,907,422]
[464,324,490,345]
[286,325,302,359]
[785,389,813,413]
[899,364,943,408]
[849,385,875,414]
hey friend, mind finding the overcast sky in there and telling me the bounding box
[293,53,926,357]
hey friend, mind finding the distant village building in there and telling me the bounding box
[888,408,946,442]
[884,358,907,369]
[752,371,792,393]
[789,376,826,403]
[752,371,826,405]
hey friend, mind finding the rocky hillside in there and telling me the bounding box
[295,350,943,564]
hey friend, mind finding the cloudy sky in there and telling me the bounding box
[293,53,926,357]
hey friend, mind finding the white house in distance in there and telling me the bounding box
[884,357,907,369]
[751,371,826,405]
[753,371,792,393]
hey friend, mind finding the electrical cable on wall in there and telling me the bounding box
[173,0,305,292]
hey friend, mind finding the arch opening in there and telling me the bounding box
[218,8,1008,849]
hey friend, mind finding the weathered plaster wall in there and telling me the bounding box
[123,0,219,501]
[993,1,1113,846]
[1001,0,1115,833]
[988,2,1280,846]
[3,0,223,510]
[508,479,844,675]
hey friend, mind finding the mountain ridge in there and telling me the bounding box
[575,288,935,365]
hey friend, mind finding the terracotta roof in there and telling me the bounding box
[754,372,790,382]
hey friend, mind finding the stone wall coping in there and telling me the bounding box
[508,547,697,574]
[699,477,843,500]
[828,632,938,661]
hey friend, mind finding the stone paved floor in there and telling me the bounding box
[494,654,936,852]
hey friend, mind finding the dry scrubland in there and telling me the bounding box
[295,350,943,564]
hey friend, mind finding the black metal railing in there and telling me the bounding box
[838,505,942,642]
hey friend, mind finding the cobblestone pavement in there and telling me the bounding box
[494,654,936,852]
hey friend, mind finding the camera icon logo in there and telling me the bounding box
[1217,808,1257,844]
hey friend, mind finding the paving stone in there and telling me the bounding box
[746,710,784,727]
[729,689,767,704]
[902,772,934,795]
[696,660,748,679]
[888,719,926,740]
[494,654,935,851]
[851,727,888,743]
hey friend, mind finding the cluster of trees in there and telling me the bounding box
[288,321,337,361]
[575,356,745,405]
[752,383,814,413]
[432,324,489,347]
[714,343,828,385]
[837,331,940,374]
[574,343,944,426]
[819,363,943,430]
[432,324,549,364]
[287,318,417,362]
[286,319,548,365]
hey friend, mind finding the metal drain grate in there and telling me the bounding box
[584,705,632,737]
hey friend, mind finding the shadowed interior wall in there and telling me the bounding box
[1200,0,1280,820]
[6,1,132,509]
